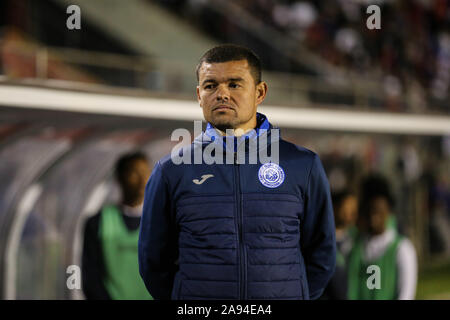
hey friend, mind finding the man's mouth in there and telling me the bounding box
[213,105,234,111]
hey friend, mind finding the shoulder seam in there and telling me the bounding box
[305,153,318,197]
[156,160,171,191]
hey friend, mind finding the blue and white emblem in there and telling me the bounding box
[258,163,285,188]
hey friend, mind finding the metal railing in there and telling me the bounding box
[1,38,446,114]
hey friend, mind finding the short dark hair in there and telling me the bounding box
[115,151,148,185]
[196,44,262,84]
[359,173,395,211]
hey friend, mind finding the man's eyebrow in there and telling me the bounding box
[201,77,246,86]
[201,79,217,86]
[227,77,244,82]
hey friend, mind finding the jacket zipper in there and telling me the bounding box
[234,152,246,299]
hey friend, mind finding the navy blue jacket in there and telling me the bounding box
[139,113,336,300]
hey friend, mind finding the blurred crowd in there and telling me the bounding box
[241,0,449,110]
[321,174,418,300]
[312,135,450,299]
[156,0,450,112]
[313,134,450,258]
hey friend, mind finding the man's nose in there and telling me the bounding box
[216,85,230,101]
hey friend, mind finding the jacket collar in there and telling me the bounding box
[203,112,271,141]
[193,112,277,153]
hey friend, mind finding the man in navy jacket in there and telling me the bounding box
[139,44,336,300]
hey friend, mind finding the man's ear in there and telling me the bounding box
[256,81,268,105]
[196,86,202,107]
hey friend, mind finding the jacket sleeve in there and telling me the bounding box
[301,154,336,300]
[138,161,178,300]
[396,238,417,300]
[81,213,112,300]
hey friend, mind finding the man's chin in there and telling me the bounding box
[210,117,237,132]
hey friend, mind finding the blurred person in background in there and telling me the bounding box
[82,151,153,300]
[321,190,358,300]
[347,173,417,300]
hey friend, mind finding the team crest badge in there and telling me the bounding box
[258,163,285,188]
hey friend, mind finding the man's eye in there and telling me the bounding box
[204,84,215,89]
[229,83,240,88]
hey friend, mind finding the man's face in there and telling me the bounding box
[359,196,390,235]
[122,159,151,204]
[196,59,267,134]
[336,195,358,228]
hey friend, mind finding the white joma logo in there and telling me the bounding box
[193,174,214,185]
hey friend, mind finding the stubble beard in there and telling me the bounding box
[209,112,240,133]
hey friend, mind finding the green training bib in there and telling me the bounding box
[100,205,153,300]
[347,232,402,300]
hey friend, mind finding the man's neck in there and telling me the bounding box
[213,117,258,137]
[215,127,254,137]
[121,203,143,217]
